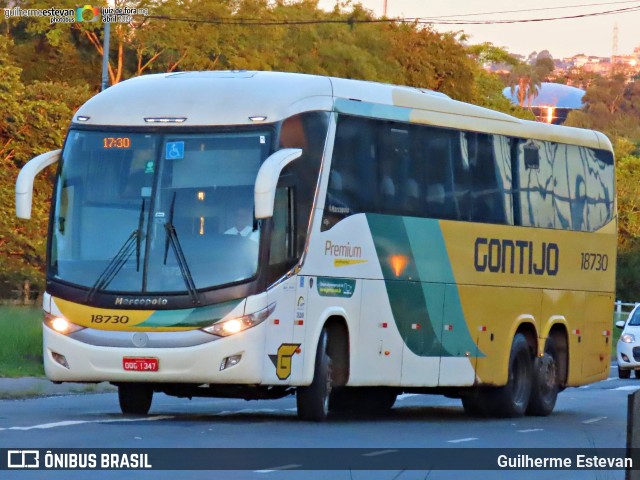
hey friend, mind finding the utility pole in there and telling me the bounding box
[611,22,619,75]
[101,20,110,91]
[383,0,388,17]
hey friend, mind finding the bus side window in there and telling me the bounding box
[552,145,572,229]
[322,116,372,230]
[566,145,588,231]
[469,133,507,224]
[584,147,614,231]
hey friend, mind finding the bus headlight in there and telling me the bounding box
[621,333,636,343]
[44,313,85,335]
[203,302,276,337]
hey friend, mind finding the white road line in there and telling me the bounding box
[397,394,419,400]
[362,449,398,457]
[0,415,174,431]
[517,428,543,433]
[447,437,478,444]
[615,386,640,391]
[254,464,301,473]
[583,416,607,424]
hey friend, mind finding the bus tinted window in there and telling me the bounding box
[324,115,513,229]
[324,115,613,232]
[518,139,554,228]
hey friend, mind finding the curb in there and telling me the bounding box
[0,377,116,399]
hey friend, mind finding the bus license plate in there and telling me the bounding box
[123,357,158,372]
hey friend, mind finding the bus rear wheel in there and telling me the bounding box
[297,328,332,422]
[484,333,532,418]
[118,383,153,415]
[527,337,559,416]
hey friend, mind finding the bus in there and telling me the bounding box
[16,71,616,420]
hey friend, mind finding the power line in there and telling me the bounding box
[143,4,640,27]
[411,0,640,19]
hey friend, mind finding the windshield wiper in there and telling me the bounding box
[163,192,200,305]
[86,199,145,302]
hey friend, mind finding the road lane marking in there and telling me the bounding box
[447,437,478,443]
[254,464,301,473]
[517,428,543,433]
[362,449,398,457]
[217,408,278,416]
[0,415,174,431]
[583,416,607,424]
[615,386,640,391]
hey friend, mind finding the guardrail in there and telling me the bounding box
[616,301,639,315]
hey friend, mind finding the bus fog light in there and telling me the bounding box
[220,354,242,371]
[622,353,630,362]
[51,351,70,369]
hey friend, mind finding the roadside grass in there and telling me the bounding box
[0,306,44,377]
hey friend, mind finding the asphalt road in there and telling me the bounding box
[0,365,636,480]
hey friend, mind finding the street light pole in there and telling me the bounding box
[101,21,110,91]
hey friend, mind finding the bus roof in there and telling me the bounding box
[73,70,611,151]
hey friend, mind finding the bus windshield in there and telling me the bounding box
[50,129,272,294]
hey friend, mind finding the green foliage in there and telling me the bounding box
[0,36,92,297]
[0,306,44,377]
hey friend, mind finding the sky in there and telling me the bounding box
[316,0,640,59]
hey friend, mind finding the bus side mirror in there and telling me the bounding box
[616,320,626,329]
[15,149,61,219]
[254,148,302,219]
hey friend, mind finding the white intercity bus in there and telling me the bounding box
[16,71,616,420]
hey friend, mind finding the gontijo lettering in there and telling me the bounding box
[474,237,559,276]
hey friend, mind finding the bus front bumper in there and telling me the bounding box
[42,323,266,385]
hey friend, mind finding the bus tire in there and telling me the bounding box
[297,328,332,422]
[118,383,153,415]
[484,333,532,418]
[527,337,559,416]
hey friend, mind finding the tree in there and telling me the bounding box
[0,36,91,298]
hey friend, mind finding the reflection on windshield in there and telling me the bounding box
[629,309,640,327]
[51,130,271,294]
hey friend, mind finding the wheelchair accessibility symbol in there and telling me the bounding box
[165,141,184,160]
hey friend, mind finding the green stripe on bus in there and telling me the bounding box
[367,214,484,358]
[137,299,242,328]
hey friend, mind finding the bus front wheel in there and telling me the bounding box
[297,328,332,421]
[118,383,153,415]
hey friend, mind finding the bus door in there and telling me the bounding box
[264,276,298,385]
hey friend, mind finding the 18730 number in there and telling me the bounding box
[90,314,130,324]
[580,252,608,271]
